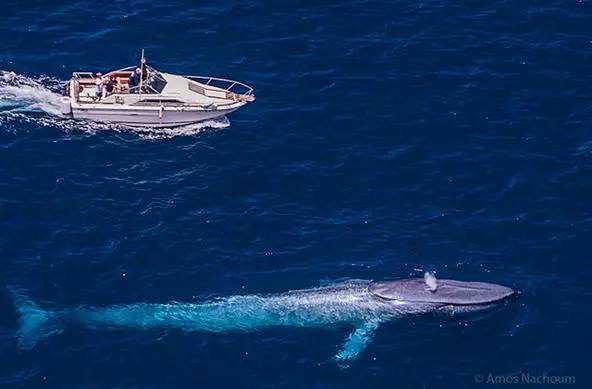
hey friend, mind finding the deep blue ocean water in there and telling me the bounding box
[1,0,591,387]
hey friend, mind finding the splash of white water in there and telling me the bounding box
[0,70,64,116]
[125,117,230,139]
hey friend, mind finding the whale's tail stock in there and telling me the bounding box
[8,288,63,350]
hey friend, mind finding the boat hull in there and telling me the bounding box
[70,105,240,128]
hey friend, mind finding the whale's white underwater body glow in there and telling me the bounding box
[11,274,515,366]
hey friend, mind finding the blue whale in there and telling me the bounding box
[11,274,515,366]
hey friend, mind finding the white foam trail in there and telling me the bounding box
[125,117,230,139]
[0,70,63,116]
[2,71,16,83]
[48,116,231,139]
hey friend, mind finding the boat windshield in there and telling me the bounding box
[144,68,167,94]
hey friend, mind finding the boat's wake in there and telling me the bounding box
[0,70,64,116]
[0,70,230,138]
[124,117,230,139]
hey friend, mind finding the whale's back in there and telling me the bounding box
[369,279,515,305]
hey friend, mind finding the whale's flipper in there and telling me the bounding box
[9,288,63,350]
[334,320,381,367]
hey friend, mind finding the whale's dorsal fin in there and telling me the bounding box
[334,320,381,367]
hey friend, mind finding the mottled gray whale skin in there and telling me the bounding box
[370,278,514,305]
[10,277,515,366]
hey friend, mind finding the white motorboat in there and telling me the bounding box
[61,60,255,128]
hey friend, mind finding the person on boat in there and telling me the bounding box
[128,68,141,93]
[140,56,148,81]
[115,77,123,93]
[95,72,104,99]
[101,75,110,99]
[104,76,116,95]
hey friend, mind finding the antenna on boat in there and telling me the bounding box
[139,49,145,99]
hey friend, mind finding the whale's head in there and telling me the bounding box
[369,274,516,314]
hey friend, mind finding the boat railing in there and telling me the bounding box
[99,67,256,98]
[73,71,95,80]
[184,75,255,100]
[74,68,254,96]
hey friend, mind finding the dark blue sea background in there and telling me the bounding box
[1,0,591,387]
